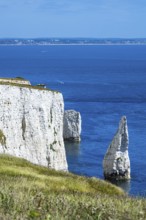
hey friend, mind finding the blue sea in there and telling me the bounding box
[0,45,146,196]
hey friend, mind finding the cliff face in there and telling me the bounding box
[0,84,68,171]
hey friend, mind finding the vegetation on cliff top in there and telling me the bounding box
[0,81,59,93]
[0,77,28,81]
[0,155,146,220]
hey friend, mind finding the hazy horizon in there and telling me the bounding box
[0,1,146,38]
[1,37,146,39]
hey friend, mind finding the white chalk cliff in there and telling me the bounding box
[103,116,130,180]
[0,83,68,171]
[63,110,81,142]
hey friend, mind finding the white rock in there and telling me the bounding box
[63,110,81,142]
[103,116,130,180]
[0,84,68,171]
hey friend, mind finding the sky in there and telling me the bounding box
[0,0,146,38]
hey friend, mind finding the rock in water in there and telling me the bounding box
[63,110,81,142]
[0,84,68,171]
[103,116,130,180]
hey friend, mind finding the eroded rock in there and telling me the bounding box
[103,116,130,180]
[63,110,81,142]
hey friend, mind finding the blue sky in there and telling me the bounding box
[0,0,146,38]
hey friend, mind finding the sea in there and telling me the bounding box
[0,45,146,196]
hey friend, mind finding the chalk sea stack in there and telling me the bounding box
[103,116,130,180]
[63,110,81,142]
[0,78,68,171]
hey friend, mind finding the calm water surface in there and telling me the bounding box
[0,45,146,196]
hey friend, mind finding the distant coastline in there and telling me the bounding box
[0,38,146,46]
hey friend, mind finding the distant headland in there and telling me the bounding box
[0,38,146,46]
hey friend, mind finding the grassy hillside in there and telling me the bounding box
[0,155,146,220]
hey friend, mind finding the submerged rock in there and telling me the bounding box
[103,116,130,180]
[0,84,68,171]
[63,110,81,142]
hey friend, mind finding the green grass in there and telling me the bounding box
[0,155,146,220]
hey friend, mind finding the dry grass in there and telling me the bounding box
[0,154,146,220]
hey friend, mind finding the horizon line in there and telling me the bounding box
[0,37,146,40]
